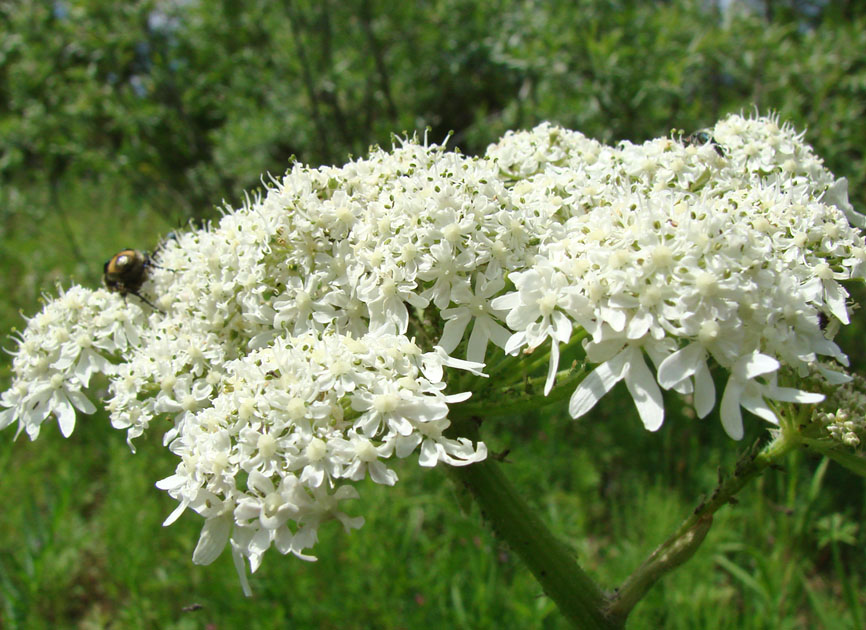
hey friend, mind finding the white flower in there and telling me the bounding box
[392,417,489,467]
[330,431,397,485]
[439,271,511,363]
[22,373,97,438]
[417,241,476,309]
[569,344,665,431]
[235,471,303,543]
[357,266,428,334]
[2,112,863,589]
[718,352,824,439]
[493,264,589,394]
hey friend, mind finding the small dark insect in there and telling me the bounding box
[817,311,829,331]
[103,248,159,310]
[683,130,725,157]
[182,603,204,612]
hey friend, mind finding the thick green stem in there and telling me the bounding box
[448,386,817,625]
[447,416,617,630]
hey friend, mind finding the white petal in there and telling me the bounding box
[192,516,231,565]
[584,337,627,363]
[54,397,77,438]
[504,331,526,355]
[67,389,96,415]
[599,305,626,332]
[824,281,850,325]
[544,341,560,396]
[300,464,325,488]
[0,406,16,431]
[740,391,779,424]
[368,461,398,485]
[484,318,514,351]
[720,378,745,440]
[626,310,652,340]
[249,527,271,558]
[694,360,716,419]
[738,352,780,380]
[464,323,487,365]
[247,471,275,496]
[392,300,410,334]
[768,386,825,404]
[418,439,440,467]
[657,343,703,389]
[335,514,365,534]
[332,485,360,500]
[812,337,849,366]
[231,545,253,598]
[394,433,422,458]
[490,291,520,312]
[623,348,665,431]
[816,366,852,385]
[274,525,295,554]
[162,501,189,527]
[439,314,470,354]
[444,391,472,403]
[671,378,693,395]
[441,438,487,466]
[156,475,186,493]
[824,177,866,227]
[507,305,541,331]
[551,311,573,344]
[568,351,628,419]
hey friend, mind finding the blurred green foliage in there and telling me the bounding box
[2,0,866,628]
[2,0,864,221]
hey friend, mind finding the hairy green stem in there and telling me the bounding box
[605,430,799,623]
[447,415,617,629]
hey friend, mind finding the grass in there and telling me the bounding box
[1,177,865,629]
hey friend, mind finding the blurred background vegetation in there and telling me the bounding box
[2,0,866,628]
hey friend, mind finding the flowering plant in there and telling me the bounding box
[3,113,866,627]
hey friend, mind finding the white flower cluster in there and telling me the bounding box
[156,331,485,589]
[1,113,863,587]
[0,285,143,439]
[487,115,865,438]
[809,371,866,449]
[819,409,861,447]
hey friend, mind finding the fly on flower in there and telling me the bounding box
[682,130,725,156]
[103,232,177,310]
[103,248,160,310]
